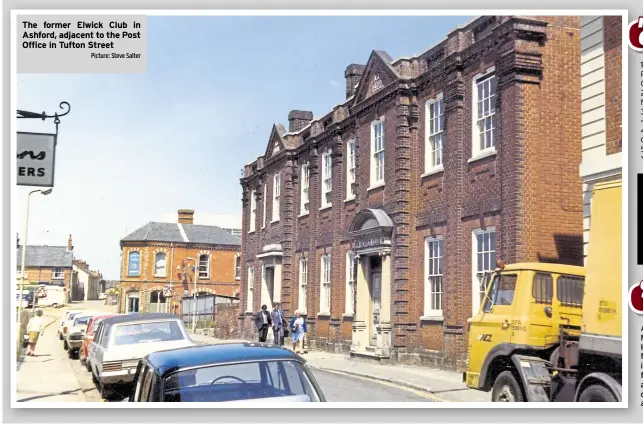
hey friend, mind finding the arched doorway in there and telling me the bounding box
[126,291,140,313]
[348,208,394,359]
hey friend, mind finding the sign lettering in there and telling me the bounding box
[17,132,57,187]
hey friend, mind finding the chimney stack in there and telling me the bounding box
[67,234,73,252]
[287,110,313,133]
[178,209,195,225]
[345,64,365,99]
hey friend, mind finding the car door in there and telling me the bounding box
[89,322,103,365]
[467,272,519,380]
[95,324,111,374]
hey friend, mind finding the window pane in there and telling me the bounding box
[483,233,489,251]
[477,253,483,272]
[490,231,496,251]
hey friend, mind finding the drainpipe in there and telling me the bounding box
[169,242,174,314]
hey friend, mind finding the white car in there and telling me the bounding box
[57,310,86,340]
[64,313,95,359]
[88,313,194,400]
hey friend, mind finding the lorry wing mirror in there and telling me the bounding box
[544,306,553,318]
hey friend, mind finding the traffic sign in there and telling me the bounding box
[163,286,174,298]
[36,286,47,298]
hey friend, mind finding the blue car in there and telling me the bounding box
[126,342,326,403]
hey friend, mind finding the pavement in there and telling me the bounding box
[188,332,491,402]
[15,312,86,403]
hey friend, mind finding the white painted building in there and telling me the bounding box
[579,16,622,264]
[72,263,100,301]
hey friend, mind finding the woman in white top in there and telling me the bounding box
[26,309,45,356]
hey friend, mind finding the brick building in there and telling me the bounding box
[238,16,585,370]
[579,16,622,264]
[16,235,74,304]
[118,209,242,314]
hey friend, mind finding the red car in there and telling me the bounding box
[79,314,118,371]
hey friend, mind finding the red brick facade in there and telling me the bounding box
[239,16,583,370]
[603,16,622,156]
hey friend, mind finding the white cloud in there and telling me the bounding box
[329,79,341,87]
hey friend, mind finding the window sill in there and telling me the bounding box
[52,277,65,280]
[199,276,209,280]
[248,230,255,234]
[421,165,445,178]
[367,182,385,192]
[271,219,280,224]
[319,205,332,212]
[420,315,444,322]
[342,312,354,318]
[317,312,331,317]
[235,277,241,281]
[344,196,356,203]
[468,149,497,164]
[153,275,167,279]
[298,212,309,218]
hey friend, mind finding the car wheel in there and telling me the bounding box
[58,333,63,340]
[91,367,99,385]
[492,371,525,402]
[85,360,92,372]
[100,383,115,401]
[578,384,617,402]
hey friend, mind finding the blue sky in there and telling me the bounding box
[15,15,471,279]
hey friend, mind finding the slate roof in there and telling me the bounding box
[121,222,241,246]
[16,245,73,268]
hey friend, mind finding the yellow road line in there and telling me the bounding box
[317,368,449,402]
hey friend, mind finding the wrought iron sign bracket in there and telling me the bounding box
[17,101,71,136]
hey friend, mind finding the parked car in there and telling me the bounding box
[88,313,194,400]
[64,313,96,358]
[80,314,118,371]
[57,310,86,340]
[126,342,326,402]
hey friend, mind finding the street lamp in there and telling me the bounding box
[185,257,198,333]
[16,188,52,354]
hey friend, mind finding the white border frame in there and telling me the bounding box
[9,9,628,410]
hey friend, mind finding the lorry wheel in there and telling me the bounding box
[578,384,617,402]
[492,371,524,402]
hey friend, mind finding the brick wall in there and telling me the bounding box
[238,16,585,370]
[119,242,240,314]
[603,16,622,156]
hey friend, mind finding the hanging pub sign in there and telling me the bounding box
[17,132,57,187]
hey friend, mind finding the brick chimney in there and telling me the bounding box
[345,64,365,98]
[67,234,73,252]
[287,110,313,132]
[178,209,195,225]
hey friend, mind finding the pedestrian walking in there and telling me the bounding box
[254,304,272,342]
[270,302,287,346]
[289,310,307,354]
[25,309,45,356]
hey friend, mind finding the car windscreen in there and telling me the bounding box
[113,321,185,346]
[162,360,320,402]
[73,316,91,326]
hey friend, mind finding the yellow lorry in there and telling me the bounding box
[464,179,622,402]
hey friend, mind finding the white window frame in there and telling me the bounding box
[249,189,256,233]
[423,237,443,319]
[346,140,356,200]
[321,150,332,209]
[198,254,210,279]
[425,94,445,173]
[154,252,167,277]
[246,267,254,312]
[319,254,331,314]
[345,250,355,314]
[471,67,497,159]
[262,183,267,228]
[298,257,308,314]
[272,173,281,222]
[472,227,497,316]
[52,267,65,279]
[300,162,310,215]
[234,255,241,280]
[370,118,385,187]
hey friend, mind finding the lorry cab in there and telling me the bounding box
[465,262,586,393]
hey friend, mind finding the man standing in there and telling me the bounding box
[25,309,45,356]
[254,304,271,342]
[270,302,286,346]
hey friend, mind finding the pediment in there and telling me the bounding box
[264,124,287,158]
[352,51,400,106]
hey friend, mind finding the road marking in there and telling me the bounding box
[316,368,449,402]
